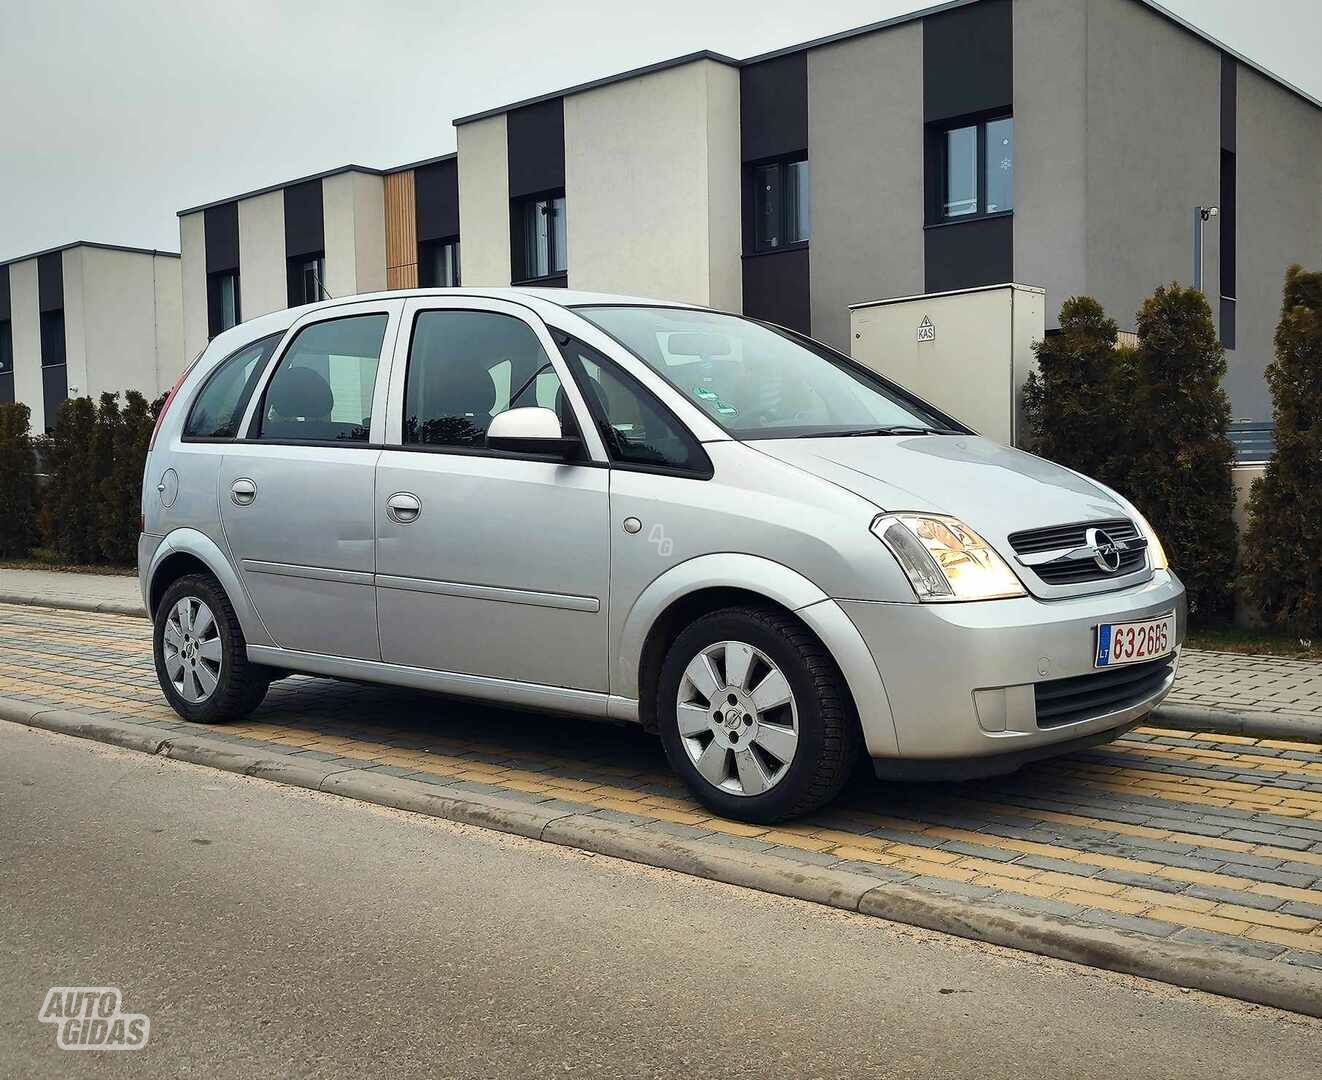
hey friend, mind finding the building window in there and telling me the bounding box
[418,238,461,288]
[207,270,240,338]
[752,158,809,252]
[514,193,566,282]
[287,253,326,308]
[39,309,67,432]
[935,115,1013,221]
[0,319,13,405]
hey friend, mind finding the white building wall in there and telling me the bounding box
[78,248,172,401]
[563,58,742,307]
[179,211,208,366]
[237,191,287,319]
[8,260,43,432]
[153,253,184,388]
[456,114,511,286]
[323,170,387,300]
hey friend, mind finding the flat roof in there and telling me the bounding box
[453,0,1320,127]
[176,152,458,218]
[0,240,180,270]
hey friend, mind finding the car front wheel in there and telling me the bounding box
[657,606,857,823]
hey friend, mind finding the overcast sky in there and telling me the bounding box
[1,0,1319,261]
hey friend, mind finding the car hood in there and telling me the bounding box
[748,435,1133,597]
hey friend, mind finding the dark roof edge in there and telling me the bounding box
[382,150,458,174]
[452,50,739,127]
[738,0,974,65]
[1135,0,1322,112]
[1,241,180,270]
[176,163,384,218]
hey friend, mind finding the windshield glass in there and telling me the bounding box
[573,306,963,440]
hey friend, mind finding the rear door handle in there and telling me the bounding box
[385,492,421,524]
[230,478,257,506]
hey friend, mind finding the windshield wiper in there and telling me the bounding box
[797,426,952,438]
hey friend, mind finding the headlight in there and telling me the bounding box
[871,514,1026,602]
[1132,509,1168,570]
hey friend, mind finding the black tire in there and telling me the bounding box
[656,606,858,824]
[153,573,270,724]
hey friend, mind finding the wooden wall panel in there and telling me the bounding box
[384,170,418,287]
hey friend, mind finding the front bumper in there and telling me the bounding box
[838,570,1186,767]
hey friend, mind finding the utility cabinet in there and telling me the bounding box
[849,283,1045,447]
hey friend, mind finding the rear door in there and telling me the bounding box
[219,299,402,660]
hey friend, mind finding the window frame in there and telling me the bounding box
[206,269,240,339]
[181,332,285,443]
[236,300,402,447]
[287,252,326,308]
[511,190,568,286]
[749,155,810,254]
[379,296,609,464]
[930,113,1014,225]
[417,237,461,288]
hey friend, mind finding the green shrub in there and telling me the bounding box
[1022,296,1137,492]
[1240,266,1322,635]
[99,391,156,565]
[40,396,102,564]
[1127,283,1238,622]
[0,402,39,558]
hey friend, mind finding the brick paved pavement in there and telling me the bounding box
[3,600,1322,977]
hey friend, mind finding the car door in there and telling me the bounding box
[374,297,611,694]
[218,299,402,660]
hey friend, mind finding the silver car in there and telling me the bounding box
[140,289,1186,823]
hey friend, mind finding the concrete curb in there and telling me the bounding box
[4,697,1320,1019]
[0,592,145,618]
[1152,702,1321,744]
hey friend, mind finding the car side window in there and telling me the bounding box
[256,314,388,443]
[183,333,282,439]
[402,309,566,449]
[556,335,711,476]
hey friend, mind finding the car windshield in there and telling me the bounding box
[573,305,964,440]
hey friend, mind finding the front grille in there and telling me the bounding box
[1008,518,1147,585]
[1034,655,1175,728]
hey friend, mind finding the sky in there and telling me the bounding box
[1,0,1319,261]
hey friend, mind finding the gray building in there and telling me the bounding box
[0,242,181,433]
[173,0,1321,424]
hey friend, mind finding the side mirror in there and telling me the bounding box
[486,407,581,458]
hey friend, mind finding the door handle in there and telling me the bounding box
[385,492,421,524]
[230,478,257,506]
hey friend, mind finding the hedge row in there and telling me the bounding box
[1025,269,1320,635]
[0,391,164,566]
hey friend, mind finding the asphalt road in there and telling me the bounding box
[2,724,1319,1080]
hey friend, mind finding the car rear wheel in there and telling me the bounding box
[154,573,271,724]
[657,606,857,823]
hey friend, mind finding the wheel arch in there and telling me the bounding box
[145,529,275,647]
[619,555,900,757]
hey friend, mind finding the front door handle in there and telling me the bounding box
[385,492,422,524]
[230,478,257,506]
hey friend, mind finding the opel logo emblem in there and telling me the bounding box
[1086,527,1123,573]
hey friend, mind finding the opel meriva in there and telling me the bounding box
[140,289,1185,822]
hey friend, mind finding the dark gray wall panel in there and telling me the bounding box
[923,0,1012,123]
[0,264,9,320]
[741,52,807,162]
[1220,52,1237,152]
[37,252,63,312]
[41,364,66,430]
[743,248,810,334]
[507,97,565,199]
[0,373,13,405]
[283,179,325,258]
[204,202,240,274]
[416,157,461,241]
[924,216,1013,294]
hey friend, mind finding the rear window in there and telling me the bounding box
[184,333,282,439]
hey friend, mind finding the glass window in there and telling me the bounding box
[752,158,809,252]
[258,313,387,442]
[517,195,566,280]
[207,270,239,337]
[419,239,461,288]
[40,310,65,368]
[557,336,709,474]
[402,309,565,449]
[288,254,326,307]
[943,125,978,218]
[984,117,1014,214]
[184,333,282,439]
[575,306,962,441]
[0,320,12,375]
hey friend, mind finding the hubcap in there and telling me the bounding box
[162,597,222,704]
[676,640,799,797]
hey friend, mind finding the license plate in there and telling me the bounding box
[1095,613,1176,668]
